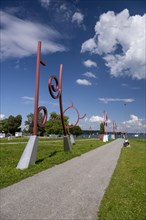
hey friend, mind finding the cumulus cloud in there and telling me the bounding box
[0,10,67,60]
[123,115,143,129]
[0,114,5,120]
[81,9,146,79]
[83,72,97,78]
[76,79,92,86]
[99,98,135,104]
[72,11,84,25]
[39,0,50,9]
[83,59,97,68]
[89,115,103,123]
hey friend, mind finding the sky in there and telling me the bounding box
[0,0,146,133]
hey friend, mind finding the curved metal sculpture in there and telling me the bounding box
[48,64,86,150]
[48,64,67,136]
[63,100,86,130]
[37,106,48,128]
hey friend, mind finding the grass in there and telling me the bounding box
[97,138,146,220]
[0,137,106,189]
[0,136,62,143]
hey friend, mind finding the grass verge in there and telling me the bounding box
[97,138,146,220]
[0,138,106,189]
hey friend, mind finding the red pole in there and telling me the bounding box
[33,41,41,135]
[58,64,67,136]
[113,120,115,134]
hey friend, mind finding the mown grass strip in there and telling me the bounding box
[97,138,146,220]
[0,137,63,143]
[0,138,106,189]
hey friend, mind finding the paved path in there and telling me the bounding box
[1,139,123,220]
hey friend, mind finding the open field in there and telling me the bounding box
[1,138,145,219]
[0,137,107,189]
[97,138,146,220]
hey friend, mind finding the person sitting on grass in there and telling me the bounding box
[123,139,130,147]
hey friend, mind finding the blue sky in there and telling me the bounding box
[0,0,146,133]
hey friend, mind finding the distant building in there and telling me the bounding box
[0,132,5,138]
[15,132,22,137]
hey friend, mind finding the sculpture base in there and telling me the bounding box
[64,135,72,151]
[103,134,108,142]
[70,134,75,145]
[17,135,38,169]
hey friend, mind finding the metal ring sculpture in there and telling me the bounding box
[63,100,86,130]
[48,64,67,136]
[37,106,48,128]
[48,64,86,136]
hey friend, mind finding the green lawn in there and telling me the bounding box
[0,137,106,189]
[97,139,146,220]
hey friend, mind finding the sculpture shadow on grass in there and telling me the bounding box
[35,150,61,164]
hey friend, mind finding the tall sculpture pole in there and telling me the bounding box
[48,65,86,151]
[33,41,46,135]
[33,42,41,135]
[17,41,47,169]
[103,111,108,142]
[113,121,117,138]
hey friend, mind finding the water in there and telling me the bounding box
[126,133,146,139]
[76,133,146,139]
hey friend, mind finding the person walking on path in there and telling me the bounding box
[1,139,123,220]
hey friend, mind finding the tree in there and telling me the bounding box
[25,112,45,136]
[44,112,69,135]
[8,115,22,135]
[99,122,105,134]
[25,113,34,134]
[0,118,8,133]
[69,125,83,136]
[0,115,22,135]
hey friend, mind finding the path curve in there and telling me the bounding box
[1,139,123,220]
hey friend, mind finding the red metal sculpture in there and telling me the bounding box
[32,41,87,151]
[33,41,47,135]
[63,100,86,131]
[17,41,86,169]
[48,65,86,138]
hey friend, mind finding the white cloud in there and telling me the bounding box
[60,4,67,11]
[22,96,34,101]
[83,72,97,78]
[21,96,34,104]
[84,116,88,122]
[39,0,50,9]
[123,115,145,132]
[21,96,59,106]
[0,114,5,120]
[0,10,67,60]
[72,12,84,25]
[81,9,146,80]
[121,83,128,87]
[83,59,97,68]
[98,98,135,104]
[76,79,92,86]
[89,115,103,123]
[81,38,97,53]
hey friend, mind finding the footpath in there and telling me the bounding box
[0,139,123,220]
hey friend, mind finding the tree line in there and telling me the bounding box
[0,112,83,136]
